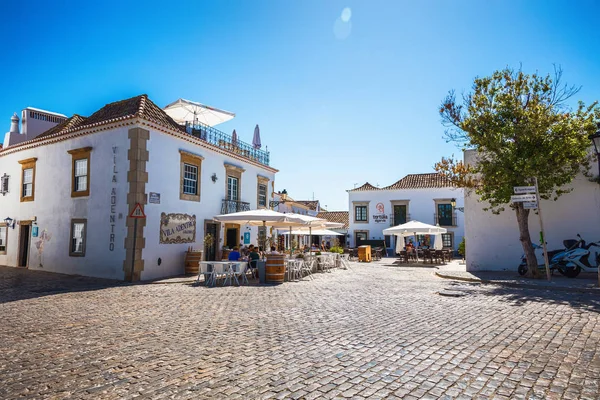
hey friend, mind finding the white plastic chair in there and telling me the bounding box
[198,262,215,286]
[231,262,248,285]
[340,254,351,271]
[300,258,314,280]
[221,263,235,286]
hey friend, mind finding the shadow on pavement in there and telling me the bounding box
[0,266,125,304]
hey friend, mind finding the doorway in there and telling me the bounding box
[18,222,31,267]
[204,222,218,261]
[225,226,239,249]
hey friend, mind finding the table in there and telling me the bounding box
[198,261,249,286]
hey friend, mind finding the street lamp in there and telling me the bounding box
[3,217,15,229]
[450,198,464,213]
[269,189,288,208]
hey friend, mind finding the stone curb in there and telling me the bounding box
[434,271,600,294]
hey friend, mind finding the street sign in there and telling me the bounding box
[514,186,537,194]
[523,201,538,209]
[510,194,537,203]
[129,203,146,219]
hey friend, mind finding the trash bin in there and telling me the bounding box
[257,260,267,284]
[358,245,372,262]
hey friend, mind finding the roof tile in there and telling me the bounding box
[316,211,349,229]
[382,173,454,189]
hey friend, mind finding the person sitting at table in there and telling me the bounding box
[321,241,326,251]
[248,245,261,277]
[228,246,241,261]
[269,246,279,255]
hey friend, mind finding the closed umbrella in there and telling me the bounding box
[231,129,238,147]
[252,124,261,149]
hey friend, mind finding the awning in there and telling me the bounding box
[163,98,235,127]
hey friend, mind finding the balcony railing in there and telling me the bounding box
[221,199,251,214]
[390,214,411,226]
[184,122,270,166]
[434,213,457,227]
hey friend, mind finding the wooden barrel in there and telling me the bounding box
[184,251,203,275]
[221,250,230,261]
[265,254,286,284]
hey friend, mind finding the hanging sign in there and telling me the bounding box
[510,194,536,203]
[514,186,537,194]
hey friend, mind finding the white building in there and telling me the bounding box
[347,173,464,253]
[0,94,277,281]
[464,149,600,271]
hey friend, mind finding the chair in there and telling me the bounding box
[340,254,351,271]
[231,262,249,285]
[299,258,314,280]
[287,259,300,281]
[198,262,215,286]
[423,249,433,264]
[398,251,408,263]
[221,263,236,286]
[434,250,445,264]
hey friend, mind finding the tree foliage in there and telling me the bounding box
[435,66,599,277]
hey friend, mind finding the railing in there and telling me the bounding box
[185,122,270,166]
[390,214,411,226]
[221,199,251,214]
[434,213,457,227]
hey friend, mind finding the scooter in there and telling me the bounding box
[552,234,600,278]
[517,241,574,276]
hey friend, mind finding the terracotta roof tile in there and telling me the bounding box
[316,211,349,229]
[349,182,380,192]
[294,200,320,211]
[37,114,87,139]
[382,173,454,190]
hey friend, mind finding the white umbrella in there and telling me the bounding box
[232,129,238,147]
[282,228,343,236]
[163,98,235,127]
[383,221,447,262]
[252,124,261,149]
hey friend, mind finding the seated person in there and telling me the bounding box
[248,244,261,269]
[269,246,279,254]
[321,241,326,251]
[228,246,241,261]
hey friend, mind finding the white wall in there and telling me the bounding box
[142,129,276,280]
[347,187,465,251]
[464,149,600,271]
[0,127,130,279]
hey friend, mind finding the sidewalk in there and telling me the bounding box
[435,261,600,293]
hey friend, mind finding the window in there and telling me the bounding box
[393,204,407,225]
[257,183,267,207]
[384,235,391,248]
[0,224,7,254]
[437,203,454,226]
[442,233,453,248]
[355,205,367,222]
[69,219,87,256]
[179,150,203,202]
[227,176,239,201]
[68,147,92,197]
[18,157,37,202]
[183,164,198,194]
[0,173,8,195]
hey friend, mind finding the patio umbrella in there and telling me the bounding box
[383,221,447,262]
[252,124,261,149]
[278,213,335,256]
[282,228,343,236]
[163,98,235,127]
[231,129,238,147]
[213,209,308,258]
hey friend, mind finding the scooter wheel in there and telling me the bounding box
[562,266,581,278]
[518,264,528,276]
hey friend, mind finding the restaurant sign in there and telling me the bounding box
[372,214,388,223]
[160,212,196,244]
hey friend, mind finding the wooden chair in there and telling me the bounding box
[399,250,409,263]
[423,249,433,264]
[434,250,445,264]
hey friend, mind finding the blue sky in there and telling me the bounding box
[1,0,599,211]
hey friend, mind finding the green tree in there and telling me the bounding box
[435,67,599,278]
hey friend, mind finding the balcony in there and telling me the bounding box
[184,122,270,166]
[389,214,411,226]
[434,213,457,227]
[221,199,251,214]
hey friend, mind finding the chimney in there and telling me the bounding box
[9,113,19,134]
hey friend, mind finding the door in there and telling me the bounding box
[226,228,238,249]
[18,224,31,267]
[355,231,368,247]
[205,223,218,261]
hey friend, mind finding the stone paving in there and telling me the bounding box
[1,262,600,399]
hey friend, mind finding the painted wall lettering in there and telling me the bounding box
[109,146,117,251]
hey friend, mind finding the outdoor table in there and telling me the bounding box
[198,261,248,286]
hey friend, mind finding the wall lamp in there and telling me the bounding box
[211,173,218,183]
[450,198,464,213]
[269,189,288,208]
[4,217,15,229]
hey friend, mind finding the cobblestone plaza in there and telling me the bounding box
[1,262,599,399]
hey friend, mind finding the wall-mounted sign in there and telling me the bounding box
[376,203,385,213]
[149,192,161,204]
[32,226,39,237]
[160,212,196,244]
[372,214,388,223]
[243,231,250,244]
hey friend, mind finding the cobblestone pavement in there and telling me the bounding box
[1,263,600,399]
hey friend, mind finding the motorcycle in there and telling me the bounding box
[517,240,576,276]
[551,234,600,278]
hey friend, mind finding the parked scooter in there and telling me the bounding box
[517,241,575,276]
[551,234,600,278]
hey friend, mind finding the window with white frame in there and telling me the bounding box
[0,174,8,195]
[227,176,239,200]
[68,147,92,197]
[70,219,86,256]
[74,159,88,192]
[22,168,33,197]
[0,224,7,254]
[183,163,198,195]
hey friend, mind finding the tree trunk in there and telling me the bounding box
[515,204,540,278]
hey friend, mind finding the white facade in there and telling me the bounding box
[347,178,464,253]
[0,97,277,281]
[464,149,600,271]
